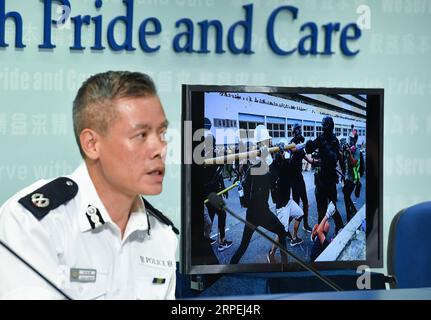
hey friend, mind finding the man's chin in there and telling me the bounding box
[139,184,163,196]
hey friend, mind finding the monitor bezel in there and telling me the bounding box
[181,85,384,275]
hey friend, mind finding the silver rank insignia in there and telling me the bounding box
[85,205,105,229]
[18,177,78,221]
[31,193,50,208]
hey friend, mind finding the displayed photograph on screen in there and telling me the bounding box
[199,91,367,266]
[182,85,383,275]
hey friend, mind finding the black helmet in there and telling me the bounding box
[204,117,212,130]
[293,123,301,137]
[321,116,334,134]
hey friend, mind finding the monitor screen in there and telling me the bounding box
[181,85,383,275]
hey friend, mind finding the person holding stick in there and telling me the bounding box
[230,125,288,264]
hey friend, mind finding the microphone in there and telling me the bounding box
[0,239,73,300]
[207,192,343,292]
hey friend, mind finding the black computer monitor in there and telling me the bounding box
[181,85,383,275]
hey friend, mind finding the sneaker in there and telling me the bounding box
[302,225,312,233]
[205,237,216,245]
[285,231,293,240]
[267,250,276,263]
[218,240,233,252]
[290,237,303,246]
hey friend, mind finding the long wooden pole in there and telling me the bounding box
[204,181,240,204]
[203,143,297,165]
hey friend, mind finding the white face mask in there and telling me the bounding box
[265,153,273,166]
[256,142,273,166]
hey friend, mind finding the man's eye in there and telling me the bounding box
[137,132,147,139]
[160,131,167,142]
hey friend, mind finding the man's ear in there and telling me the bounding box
[80,129,101,160]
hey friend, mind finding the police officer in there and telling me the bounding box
[305,116,344,234]
[230,125,288,264]
[0,71,179,300]
[289,123,314,233]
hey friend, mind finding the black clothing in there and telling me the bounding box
[272,152,292,209]
[290,136,310,227]
[292,177,308,224]
[306,133,344,232]
[203,165,228,240]
[230,207,288,264]
[191,169,220,265]
[306,133,340,184]
[314,174,343,228]
[355,180,362,198]
[230,161,288,264]
[343,179,357,222]
[290,136,306,179]
[311,237,330,261]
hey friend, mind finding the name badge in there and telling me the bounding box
[70,268,97,283]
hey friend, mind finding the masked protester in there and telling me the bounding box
[230,125,288,264]
[289,123,315,235]
[342,130,361,221]
[305,117,345,234]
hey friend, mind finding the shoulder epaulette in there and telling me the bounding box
[142,197,179,235]
[18,177,78,221]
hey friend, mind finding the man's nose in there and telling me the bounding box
[148,133,167,159]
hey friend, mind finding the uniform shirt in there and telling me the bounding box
[0,163,178,300]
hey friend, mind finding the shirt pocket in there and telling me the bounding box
[67,268,109,300]
[135,266,175,300]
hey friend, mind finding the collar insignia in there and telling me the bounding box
[85,205,105,229]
